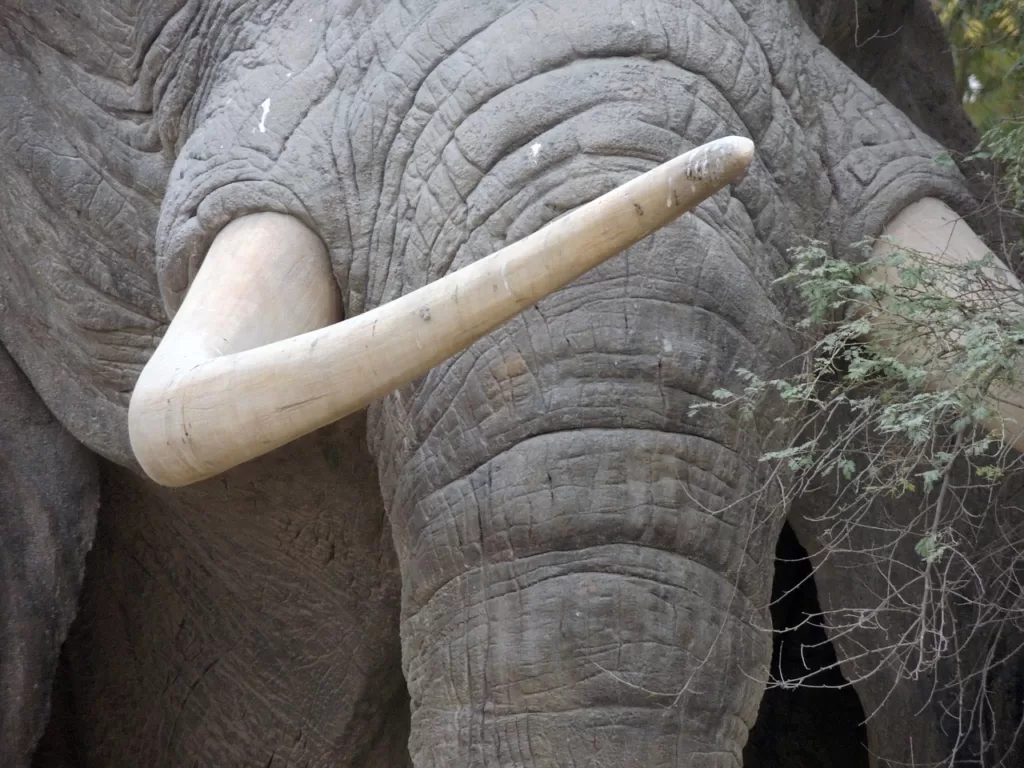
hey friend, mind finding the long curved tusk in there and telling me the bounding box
[869,197,1024,451]
[130,136,756,486]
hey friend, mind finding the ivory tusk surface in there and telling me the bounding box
[129,136,755,486]
[869,197,1024,452]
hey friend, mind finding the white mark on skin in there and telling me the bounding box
[286,72,292,78]
[662,338,673,354]
[530,142,542,159]
[257,98,271,133]
[501,261,512,294]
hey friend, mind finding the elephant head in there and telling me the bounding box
[1,1,1013,766]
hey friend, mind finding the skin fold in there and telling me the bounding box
[0,1,1015,766]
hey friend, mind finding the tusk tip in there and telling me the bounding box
[728,136,755,165]
[670,135,756,191]
[705,135,756,178]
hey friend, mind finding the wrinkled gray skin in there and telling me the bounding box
[0,1,1010,766]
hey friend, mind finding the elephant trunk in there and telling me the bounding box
[352,7,808,762]
[370,172,795,763]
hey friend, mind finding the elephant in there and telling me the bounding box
[2,0,1021,766]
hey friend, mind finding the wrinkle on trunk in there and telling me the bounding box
[369,212,790,764]
[395,429,776,767]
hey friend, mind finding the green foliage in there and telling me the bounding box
[934,0,1024,129]
[696,242,1024,514]
[932,1,1024,243]
[972,118,1024,208]
[691,240,1024,645]
[688,241,1024,743]
[704,8,1024,760]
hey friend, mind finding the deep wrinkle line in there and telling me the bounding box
[398,355,734,476]
[397,425,757,519]
[405,543,764,625]
[403,499,749,599]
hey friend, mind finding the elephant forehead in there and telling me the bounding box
[340,0,832,309]
[158,0,803,313]
[156,0,963,317]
